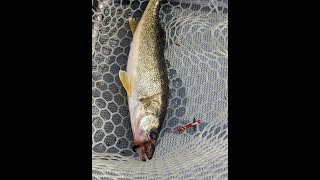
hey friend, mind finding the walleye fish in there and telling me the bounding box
[118,0,168,161]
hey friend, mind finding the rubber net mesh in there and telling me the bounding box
[92,0,228,179]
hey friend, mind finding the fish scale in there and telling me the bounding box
[118,0,168,161]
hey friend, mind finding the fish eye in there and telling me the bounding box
[132,144,139,152]
[150,132,158,140]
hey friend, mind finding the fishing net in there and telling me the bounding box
[92,0,228,179]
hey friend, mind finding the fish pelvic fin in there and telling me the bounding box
[119,70,132,96]
[129,17,141,34]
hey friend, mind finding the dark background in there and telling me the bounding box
[1,0,317,179]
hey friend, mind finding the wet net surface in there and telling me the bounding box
[92,0,228,179]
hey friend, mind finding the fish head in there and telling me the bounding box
[132,113,160,161]
[129,93,166,161]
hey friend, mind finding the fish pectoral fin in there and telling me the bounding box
[138,93,161,103]
[129,17,141,34]
[119,70,132,96]
[138,95,148,103]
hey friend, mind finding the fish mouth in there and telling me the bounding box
[133,141,156,161]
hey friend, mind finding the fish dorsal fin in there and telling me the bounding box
[119,70,132,96]
[129,17,141,34]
